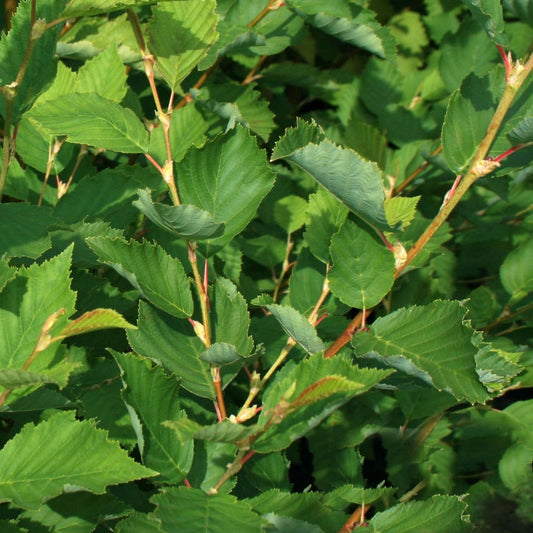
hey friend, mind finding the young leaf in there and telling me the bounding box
[58,309,136,339]
[271,118,326,161]
[263,304,325,354]
[0,203,54,259]
[384,196,421,229]
[133,189,225,241]
[0,410,155,510]
[328,219,395,309]
[272,135,393,232]
[254,354,392,452]
[25,93,149,153]
[352,300,491,403]
[147,0,219,92]
[274,195,308,234]
[367,495,471,532]
[87,237,193,318]
[127,302,214,400]
[177,126,276,248]
[113,351,193,484]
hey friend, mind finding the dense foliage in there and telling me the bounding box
[0,0,532,531]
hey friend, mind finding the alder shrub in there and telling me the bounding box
[0,0,532,531]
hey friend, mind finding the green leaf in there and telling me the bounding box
[61,0,169,17]
[133,189,225,241]
[247,489,346,532]
[271,118,326,161]
[384,196,421,229]
[19,492,131,533]
[500,238,533,300]
[167,419,257,445]
[0,410,155,510]
[127,301,214,399]
[58,308,136,339]
[199,343,243,366]
[148,103,209,164]
[178,126,276,248]
[25,93,149,153]
[0,260,16,292]
[352,300,491,403]
[442,73,498,173]
[304,188,348,264]
[147,0,219,91]
[503,0,533,24]
[0,246,76,372]
[0,203,54,259]
[439,19,499,92]
[462,0,508,46]
[213,278,254,356]
[367,495,471,532]
[0,368,57,389]
[113,351,193,484]
[329,219,395,309]
[254,354,392,452]
[286,0,396,59]
[76,45,128,102]
[87,237,193,318]
[263,304,325,354]
[272,134,392,232]
[192,83,275,141]
[507,115,533,145]
[149,487,265,532]
[274,195,308,234]
[0,0,67,122]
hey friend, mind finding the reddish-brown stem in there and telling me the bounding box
[497,45,511,80]
[491,143,528,163]
[338,504,371,532]
[214,371,227,420]
[241,450,256,465]
[183,478,192,488]
[324,308,371,358]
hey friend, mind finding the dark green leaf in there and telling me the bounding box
[463,0,508,46]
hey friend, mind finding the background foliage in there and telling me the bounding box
[0,0,532,531]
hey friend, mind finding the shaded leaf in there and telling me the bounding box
[0,204,54,260]
[500,238,533,300]
[0,410,155,510]
[463,0,508,46]
[507,115,533,145]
